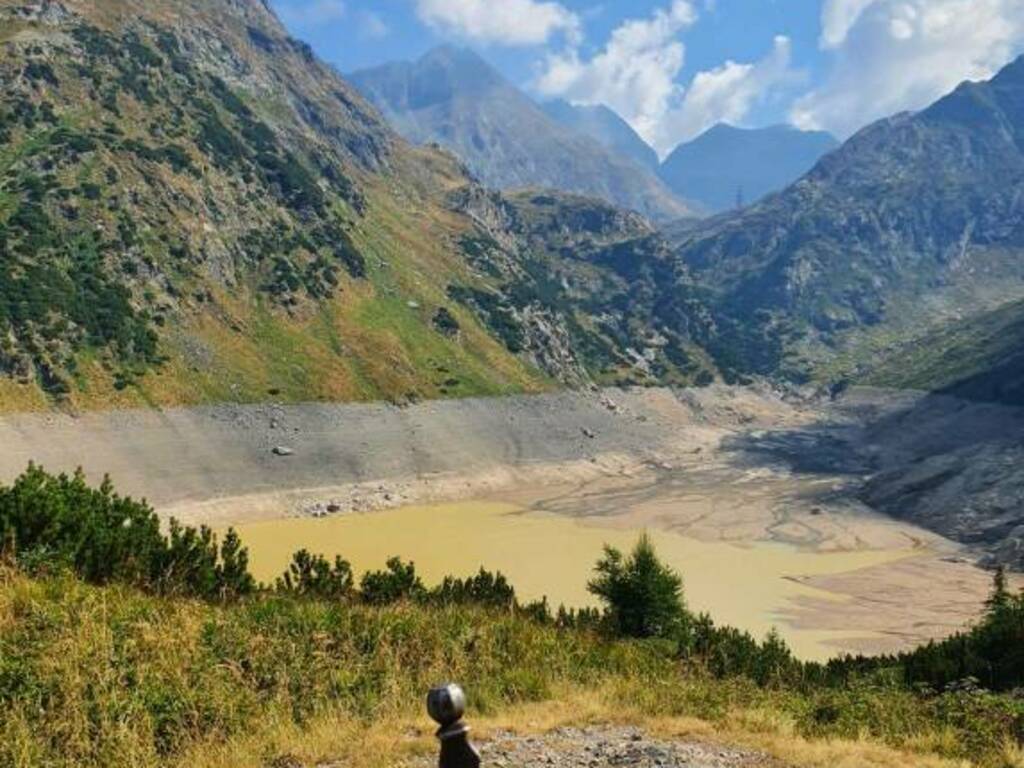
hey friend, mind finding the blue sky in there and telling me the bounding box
[270,0,1024,157]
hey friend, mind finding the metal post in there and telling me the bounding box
[427,683,481,768]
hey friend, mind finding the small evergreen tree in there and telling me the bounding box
[217,529,255,599]
[360,556,425,605]
[276,549,353,599]
[0,464,256,601]
[984,566,1011,617]
[587,533,687,639]
[430,567,516,608]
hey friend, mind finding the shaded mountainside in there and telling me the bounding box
[659,123,837,213]
[0,1,716,411]
[670,57,1024,382]
[866,297,1024,405]
[541,99,659,173]
[348,46,693,223]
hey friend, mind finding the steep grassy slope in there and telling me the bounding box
[0,0,719,412]
[865,297,1024,405]
[0,0,551,410]
[670,57,1024,382]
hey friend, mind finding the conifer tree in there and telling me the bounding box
[588,533,687,638]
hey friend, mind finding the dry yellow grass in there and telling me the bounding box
[166,684,971,768]
[2,568,1013,768]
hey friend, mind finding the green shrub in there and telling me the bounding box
[360,556,426,605]
[276,549,354,599]
[0,464,254,600]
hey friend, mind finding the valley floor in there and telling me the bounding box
[1,385,1020,660]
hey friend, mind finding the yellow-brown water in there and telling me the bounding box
[229,500,917,662]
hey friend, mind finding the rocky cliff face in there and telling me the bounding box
[446,186,717,387]
[670,57,1024,382]
[349,46,693,223]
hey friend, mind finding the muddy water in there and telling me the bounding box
[230,500,915,662]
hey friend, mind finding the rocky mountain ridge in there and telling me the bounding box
[348,46,693,223]
[541,99,660,173]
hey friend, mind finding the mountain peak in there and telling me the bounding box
[659,124,838,212]
[540,99,659,172]
[418,44,491,70]
[350,50,691,221]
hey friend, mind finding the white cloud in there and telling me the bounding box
[358,11,389,40]
[275,0,347,27]
[819,0,877,48]
[794,0,1024,137]
[414,0,580,46]
[654,35,796,152]
[535,1,796,157]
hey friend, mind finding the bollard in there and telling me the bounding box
[427,683,481,768]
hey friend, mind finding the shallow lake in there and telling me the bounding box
[228,499,915,662]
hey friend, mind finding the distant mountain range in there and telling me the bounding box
[348,46,692,223]
[350,46,840,220]
[658,124,839,213]
[5,0,1024,414]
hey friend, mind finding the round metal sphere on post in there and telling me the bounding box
[427,683,480,768]
[427,683,467,728]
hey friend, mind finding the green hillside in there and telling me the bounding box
[670,57,1024,383]
[0,0,718,413]
[865,297,1024,405]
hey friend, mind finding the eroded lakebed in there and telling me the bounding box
[2,385,1009,662]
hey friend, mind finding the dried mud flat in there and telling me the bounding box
[1,384,1020,657]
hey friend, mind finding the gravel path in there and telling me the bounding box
[460,727,780,768]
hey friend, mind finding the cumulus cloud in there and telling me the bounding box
[535,1,795,157]
[652,35,796,153]
[414,0,580,46]
[819,0,877,48]
[535,0,695,148]
[275,0,347,27]
[793,0,1024,137]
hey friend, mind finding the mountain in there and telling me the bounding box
[669,57,1024,381]
[348,46,692,223]
[541,99,659,172]
[449,187,716,388]
[658,123,838,213]
[0,1,714,410]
